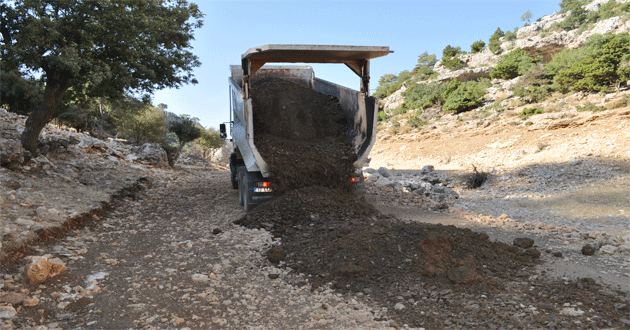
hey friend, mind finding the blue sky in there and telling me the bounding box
[153,0,563,130]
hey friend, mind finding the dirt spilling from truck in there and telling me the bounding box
[240,78,627,328]
[237,186,627,329]
[251,77,356,192]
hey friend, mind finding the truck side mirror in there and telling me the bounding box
[219,123,227,139]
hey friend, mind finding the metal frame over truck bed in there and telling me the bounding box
[226,44,391,211]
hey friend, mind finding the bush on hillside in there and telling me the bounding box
[402,81,447,110]
[490,48,540,80]
[442,80,489,113]
[374,70,413,98]
[413,52,437,79]
[489,27,505,55]
[441,45,465,70]
[471,40,486,53]
[556,0,588,30]
[554,33,630,92]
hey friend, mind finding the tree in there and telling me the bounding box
[192,127,224,158]
[413,52,437,76]
[471,40,486,53]
[490,48,539,80]
[521,9,533,23]
[115,104,168,146]
[2,1,203,155]
[489,27,505,54]
[169,115,202,150]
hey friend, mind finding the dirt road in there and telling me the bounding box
[4,167,629,329]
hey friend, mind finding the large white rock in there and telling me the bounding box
[134,143,168,168]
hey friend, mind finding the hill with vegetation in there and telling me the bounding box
[374,0,630,135]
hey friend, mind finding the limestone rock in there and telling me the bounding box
[513,237,535,249]
[25,255,67,285]
[0,122,24,165]
[581,244,597,256]
[0,292,28,305]
[133,143,168,168]
[0,306,17,319]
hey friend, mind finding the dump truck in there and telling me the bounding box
[221,45,391,211]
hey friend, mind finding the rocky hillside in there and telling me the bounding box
[380,0,630,120]
[0,108,225,263]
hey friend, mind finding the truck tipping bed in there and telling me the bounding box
[230,44,391,178]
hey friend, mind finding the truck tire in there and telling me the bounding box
[237,166,245,206]
[242,175,252,212]
[230,153,240,189]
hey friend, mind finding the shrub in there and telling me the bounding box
[443,45,462,58]
[443,80,489,113]
[407,115,428,128]
[489,27,505,54]
[557,0,588,30]
[403,81,447,110]
[441,56,465,70]
[513,65,553,103]
[554,33,630,93]
[490,48,540,80]
[374,70,414,98]
[519,107,544,118]
[504,29,517,41]
[471,40,486,53]
[576,103,605,112]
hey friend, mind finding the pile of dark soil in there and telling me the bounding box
[237,187,628,329]
[251,78,355,191]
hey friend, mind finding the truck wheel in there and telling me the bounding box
[237,168,245,206]
[230,153,239,189]
[230,164,238,189]
[242,177,252,212]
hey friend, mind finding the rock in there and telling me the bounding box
[0,292,28,305]
[268,273,280,279]
[599,244,617,255]
[581,244,597,256]
[436,66,492,83]
[377,167,391,178]
[0,122,25,165]
[552,251,564,258]
[210,144,230,164]
[513,237,535,249]
[525,248,541,259]
[266,246,285,264]
[560,307,584,316]
[447,266,479,284]
[0,306,16,319]
[382,85,408,111]
[338,263,367,278]
[191,274,209,282]
[25,256,67,285]
[134,143,168,168]
[421,165,434,173]
[394,302,405,310]
[212,228,222,235]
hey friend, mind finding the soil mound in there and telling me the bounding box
[251,78,355,192]
[236,186,545,327]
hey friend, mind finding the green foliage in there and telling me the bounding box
[504,29,517,41]
[168,115,202,149]
[3,0,203,153]
[443,45,462,58]
[441,56,465,70]
[114,102,167,146]
[0,69,44,115]
[442,80,489,113]
[553,33,630,92]
[413,52,437,78]
[576,102,605,112]
[489,27,505,55]
[587,0,621,23]
[557,0,588,30]
[407,115,428,128]
[490,48,540,80]
[471,40,486,53]
[521,9,533,23]
[186,127,224,159]
[374,70,413,98]
[402,82,447,110]
[519,107,544,118]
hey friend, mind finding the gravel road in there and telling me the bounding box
[3,167,629,329]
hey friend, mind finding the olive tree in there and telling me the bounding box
[1,0,203,155]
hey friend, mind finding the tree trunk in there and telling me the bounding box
[21,69,69,154]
